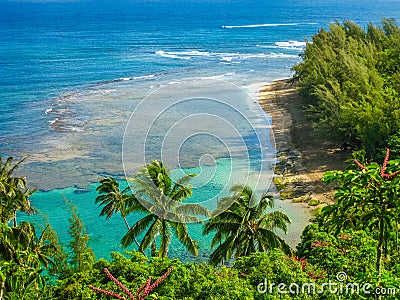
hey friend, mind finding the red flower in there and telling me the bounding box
[88,266,173,300]
[356,148,400,181]
[311,240,328,248]
[380,148,390,177]
[338,234,351,240]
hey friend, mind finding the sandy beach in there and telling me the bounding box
[258,79,350,210]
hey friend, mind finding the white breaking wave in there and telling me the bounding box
[48,118,58,125]
[256,40,307,51]
[156,50,298,62]
[64,126,84,133]
[220,56,234,62]
[155,50,210,60]
[217,52,298,60]
[133,74,156,80]
[266,53,299,59]
[222,23,317,29]
[275,40,307,49]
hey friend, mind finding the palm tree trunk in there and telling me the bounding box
[376,218,384,276]
[12,209,17,227]
[123,216,143,254]
[160,219,169,259]
[0,281,4,300]
[123,217,130,230]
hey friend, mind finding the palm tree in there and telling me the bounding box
[0,221,61,299]
[203,184,291,266]
[0,222,57,269]
[0,156,35,226]
[121,160,209,258]
[95,177,141,249]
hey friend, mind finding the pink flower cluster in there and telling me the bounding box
[88,266,173,300]
[136,266,174,300]
[88,285,127,300]
[380,149,400,180]
[355,148,400,180]
[310,240,329,248]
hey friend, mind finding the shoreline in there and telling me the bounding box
[258,78,349,211]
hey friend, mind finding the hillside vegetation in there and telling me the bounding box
[292,19,400,159]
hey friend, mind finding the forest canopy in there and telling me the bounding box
[291,19,400,159]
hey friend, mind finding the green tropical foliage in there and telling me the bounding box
[121,160,209,258]
[296,224,400,297]
[95,177,141,249]
[1,154,399,298]
[0,222,62,299]
[0,156,35,226]
[51,244,400,299]
[297,224,378,279]
[203,184,291,266]
[292,19,400,158]
[67,203,95,272]
[0,156,58,299]
[321,150,400,274]
[4,18,400,298]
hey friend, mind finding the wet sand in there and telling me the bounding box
[258,79,349,210]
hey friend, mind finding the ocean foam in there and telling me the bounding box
[275,40,307,49]
[48,117,58,125]
[222,23,317,29]
[156,50,298,63]
[64,126,84,133]
[156,50,211,60]
[257,40,307,51]
[133,74,156,80]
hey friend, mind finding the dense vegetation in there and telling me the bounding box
[2,19,400,299]
[292,19,400,159]
[1,153,400,299]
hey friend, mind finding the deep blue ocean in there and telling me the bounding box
[2,0,400,260]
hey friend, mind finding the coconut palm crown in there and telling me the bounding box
[121,160,209,258]
[203,184,291,265]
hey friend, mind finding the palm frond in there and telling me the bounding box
[137,217,163,253]
[175,203,209,217]
[121,214,155,248]
[159,219,172,258]
[209,234,236,266]
[260,211,291,233]
[172,222,198,256]
[204,184,291,265]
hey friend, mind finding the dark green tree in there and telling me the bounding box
[0,221,62,299]
[291,19,400,158]
[0,156,35,226]
[68,203,95,272]
[121,160,208,258]
[95,177,141,249]
[203,184,291,266]
[321,149,400,275]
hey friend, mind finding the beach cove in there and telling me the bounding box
[4,0,400,263]
[25,79,314,261]
[3,1,400,297]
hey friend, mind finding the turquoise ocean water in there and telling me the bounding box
[2,0,400,260]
